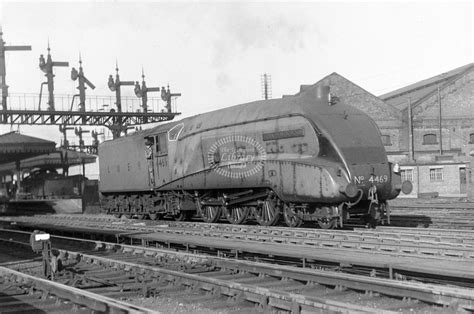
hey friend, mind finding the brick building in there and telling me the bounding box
[380,63,474,198]
[301,64,474,198]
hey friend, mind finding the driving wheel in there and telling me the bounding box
[253,198,280,226]
[224,206,250,224]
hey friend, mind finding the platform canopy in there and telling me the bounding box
[0,148,96,175]
[0,131,56,164]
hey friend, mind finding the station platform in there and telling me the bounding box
[3,198,82,215]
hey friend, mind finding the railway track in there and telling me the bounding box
[3,214,474,259]
[0,263,155,313]
[388,200,474,229]
[5,199,474,230]
[1,215,473,288]
[1,229,473,313]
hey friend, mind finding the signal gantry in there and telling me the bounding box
[0,30,182,146]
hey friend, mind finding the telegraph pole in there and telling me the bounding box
[261,73,272,100]
[438,87,443,155]
[0,28,31,120]
[408,97,414,162]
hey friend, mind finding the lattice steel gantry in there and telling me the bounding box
[0,31,181,140]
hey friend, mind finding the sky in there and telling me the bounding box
[0,0,473,178]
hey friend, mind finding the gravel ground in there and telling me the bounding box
[122,295,255,314]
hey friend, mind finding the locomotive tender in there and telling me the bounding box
[99,85,411,228]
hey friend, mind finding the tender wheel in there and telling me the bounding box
[174,211,193,221]
[113,213,122,219]
[224,206,250,224]
[317,218,338,229]
[101,195,115,215]
[253,198,280,226]
[283,204,303,227]
[137,214,147,220]
[199,205,222,223]
[123,214,133,219]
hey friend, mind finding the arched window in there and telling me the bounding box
[469,133,474,144]
[423,133,437,145]
[381,135,391,146]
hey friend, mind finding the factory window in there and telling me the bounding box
[423,134,437,145]
[469,133,474,144]
[381,135,391,146]
[429,168,443,182]
[401,169,413,182]
[156,133,168,155]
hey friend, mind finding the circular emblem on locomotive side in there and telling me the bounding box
[207,135,267,179]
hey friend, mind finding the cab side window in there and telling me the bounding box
[156,133,168,155]
[144,137,154,159]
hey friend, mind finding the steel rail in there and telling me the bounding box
[5,213,474,240]
[0,266,158,314]
[1,231,473,312]
[3,215,474,259]
[12,213,474,240]
[389,205,474,229]
[5,214,474,242]
[371,226,474,236]
[0,236,383,313]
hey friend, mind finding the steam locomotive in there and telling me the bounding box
[99,85,411,228]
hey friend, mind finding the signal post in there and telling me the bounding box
[135,69,161,122]
[39,44,69,112]
[0,29,31,121]
[108,63,134,138]
[71,56,95,124]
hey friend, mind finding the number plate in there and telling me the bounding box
[353,175,388,184]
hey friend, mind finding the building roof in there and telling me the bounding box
[296,72,402,122]
[379,63,474,110]
[0,132,56,164]
[0,148,96,174]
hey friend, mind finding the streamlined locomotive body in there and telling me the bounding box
[99,86,411,228]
